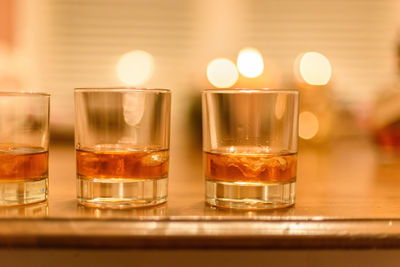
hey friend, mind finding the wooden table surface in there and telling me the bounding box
[2,138,400,249]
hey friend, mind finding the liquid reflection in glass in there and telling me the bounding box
[77,203,168,219]
[0,201,48,217]
[203,203,295,218]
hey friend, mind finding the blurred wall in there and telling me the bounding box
[10,0,399,126]
[0,0,13,45]
[0,0,397,198]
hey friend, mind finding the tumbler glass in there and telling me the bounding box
[0,92,50,206]
[202,89,299,209]
[75,88,171,208]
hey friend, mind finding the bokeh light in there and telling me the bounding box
[117,50,154,86]
[206,58,238,88]
[298,52,332,85]
[237,47,264,78]
[299,111,319,140]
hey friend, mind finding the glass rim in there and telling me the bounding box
[74,87,171,93]
[0,91,50,97]
[202,88,299,94]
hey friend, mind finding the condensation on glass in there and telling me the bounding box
[0,92,50,206]
[75,88,171,209]
[202,89,299,209]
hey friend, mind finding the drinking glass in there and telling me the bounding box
[0,92,50,206]
[75,88,171,208]
[202,89,299,209]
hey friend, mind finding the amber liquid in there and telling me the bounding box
[0,144,48,182]
[205,148,297,183]
[76,145,169,179]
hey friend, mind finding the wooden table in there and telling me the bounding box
[2,138,400,249]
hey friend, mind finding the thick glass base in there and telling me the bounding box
[77,176,168,209]
[206,179,295,210]
[0,178,48,206]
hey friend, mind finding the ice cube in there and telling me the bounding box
[235,155,288,177]
[141,151,168,166]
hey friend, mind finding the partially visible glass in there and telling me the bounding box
[202,89,299,209]
[75,88,171,209]
[0,92,50,206]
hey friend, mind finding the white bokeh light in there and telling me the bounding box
[237,48,264,78]
[117,50,154,86]
[206,58,238,88]
[299,52,332,86]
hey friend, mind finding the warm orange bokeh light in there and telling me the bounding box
[299,111,319,140]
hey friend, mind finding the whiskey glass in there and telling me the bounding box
[75,88,171,208]
[202,89,299,209]
[0,92,50,206]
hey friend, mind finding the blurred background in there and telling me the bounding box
[1,0,400,155]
